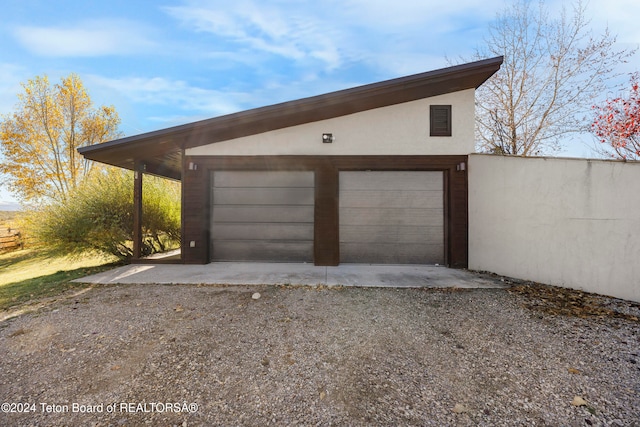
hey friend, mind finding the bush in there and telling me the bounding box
[30,168,180,260]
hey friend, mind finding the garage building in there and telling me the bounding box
[78,56,503,267]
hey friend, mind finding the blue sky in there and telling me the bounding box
[1,0,639,209]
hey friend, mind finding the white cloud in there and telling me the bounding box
[84,70,382,134]
[88,75,245,117]
[12,19,157,57]
[164,1,348,71]
[162,0,502,78]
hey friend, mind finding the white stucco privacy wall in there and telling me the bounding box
[187,90,475,156]
[468,154,640,302]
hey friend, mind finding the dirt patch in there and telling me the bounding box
[508,281,640,322]
[1,283,639,426]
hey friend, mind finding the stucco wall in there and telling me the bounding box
[186,89,475,156]
[468,154,640,302]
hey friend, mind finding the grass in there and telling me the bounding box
[0,249,119,311]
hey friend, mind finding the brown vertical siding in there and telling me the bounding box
[181,155,468,267]
[314,160,340,266]
[181,157,210,264]
[448,165,469,268]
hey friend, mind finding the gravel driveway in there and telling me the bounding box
[1,280,639,426]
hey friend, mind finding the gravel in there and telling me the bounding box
[1,280,639,426]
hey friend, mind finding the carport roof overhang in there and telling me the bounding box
[78,56,503,180]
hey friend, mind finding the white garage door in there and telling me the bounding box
[210,171,314,262]
[339,171,444,264]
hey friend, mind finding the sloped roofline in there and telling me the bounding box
[79,56,503,179]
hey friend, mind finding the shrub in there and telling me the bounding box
[30,168,180,260]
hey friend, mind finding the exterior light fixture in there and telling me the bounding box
[322,133,334,143]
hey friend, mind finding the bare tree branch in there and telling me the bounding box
[467,0,636,156]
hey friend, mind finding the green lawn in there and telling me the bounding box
[0,249,118,311]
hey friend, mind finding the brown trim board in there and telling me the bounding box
[181,155,468,268]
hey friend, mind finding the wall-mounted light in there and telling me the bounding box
[188,162,198,170]
[457,162,466,171]
[322,133,334,143]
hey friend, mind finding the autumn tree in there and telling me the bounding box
[0,74,121,203]
[469,0,635,155]
[591,73,640,160]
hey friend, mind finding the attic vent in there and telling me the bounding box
[430,105,452,137]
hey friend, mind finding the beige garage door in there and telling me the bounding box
[210,171,314,262]
[339,171,444,264]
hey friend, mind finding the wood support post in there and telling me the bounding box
[133,162,144,259]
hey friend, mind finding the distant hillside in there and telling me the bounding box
[0,211,17,223]
[0,201,21,211]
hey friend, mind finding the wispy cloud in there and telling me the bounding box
[88,75,245,117]
[12,19,157,57]
[162,0,497,78]
[163,1,347,71]
[84,70,375,134]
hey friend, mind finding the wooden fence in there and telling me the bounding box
[0,229,22,251]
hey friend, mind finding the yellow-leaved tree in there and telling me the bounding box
[0,74,121,203]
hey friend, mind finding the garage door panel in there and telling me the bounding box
[214,171,314,188]
[212,223,313,241]
[212,241,313,262]
[340,225,442,244]
[340,243,444,264]
[211,171,314,262]
[339,171,444,264]
[340,208,444,226]
[212,206,314,223]
[212,188,314,206]
[340,171,443,191]
[339,190,442,208]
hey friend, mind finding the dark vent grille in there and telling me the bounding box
[430,105,452,137]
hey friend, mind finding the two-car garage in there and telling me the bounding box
[209,170,445,265]
[79,58,502,268]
